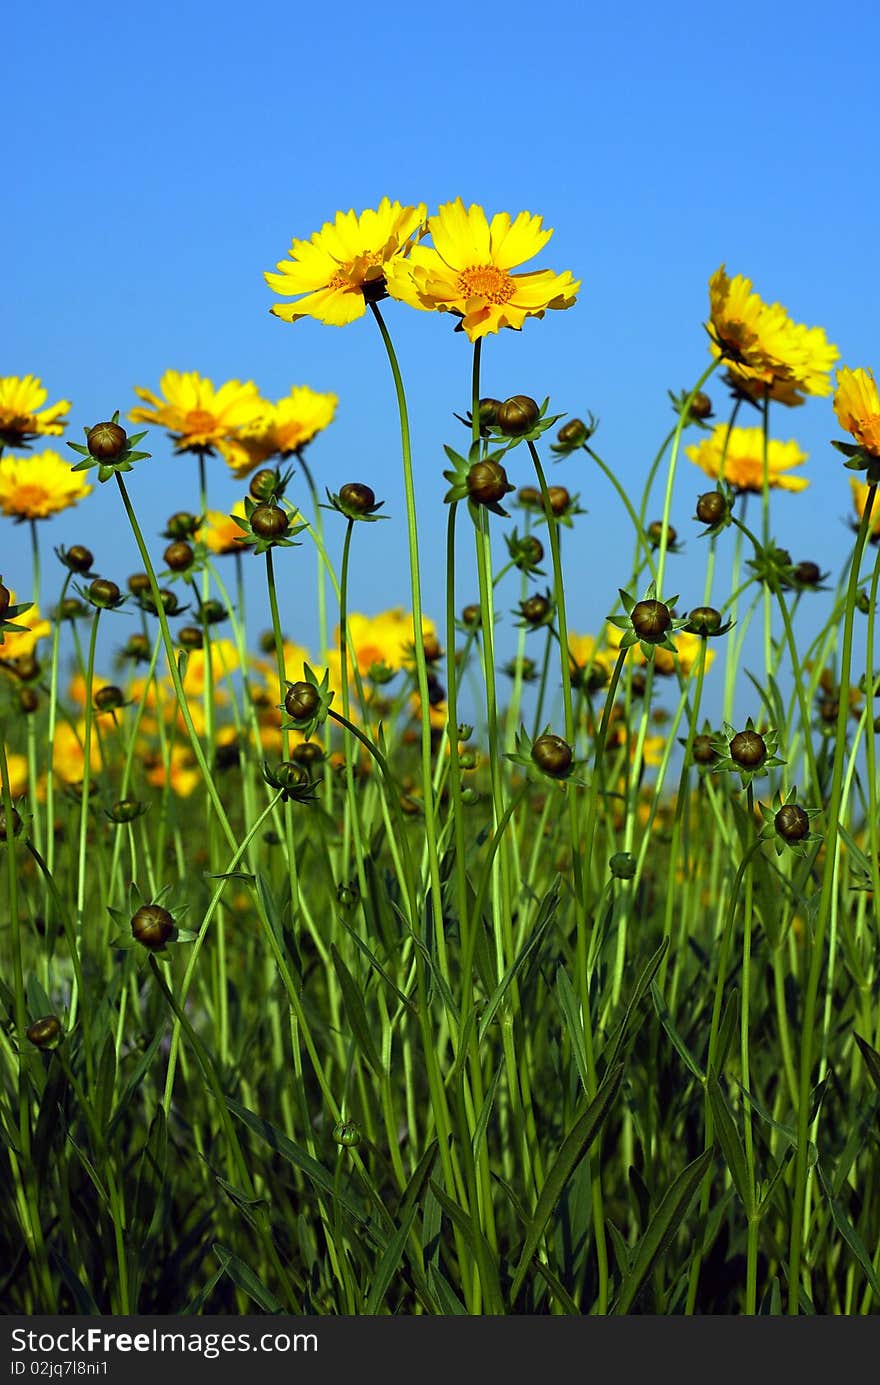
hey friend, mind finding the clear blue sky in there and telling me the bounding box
[6,0,880,725]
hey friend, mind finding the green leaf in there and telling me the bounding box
[650,981,704,1081]
[213,1243,284,1313]
[817,1167,880,1299]
[429,1181,503,1314]
[707,1070,753,1212]
[715,987,739,1072]
[108,1030,165,1136]
[614,1145,714,1314]
[427,1265,467,1314]
[364,1194,421,1314]
[330,945,383,1075]
[477,882,559,1042]
[130,1108,167,1245]
[603,937,670,1070]
[555,965,591,1096]
[471,1066,503,1159]
[510,1062,624,1303]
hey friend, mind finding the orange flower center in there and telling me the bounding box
[184,409,219,436]
[457,264,515,305]
[12,484,50,513]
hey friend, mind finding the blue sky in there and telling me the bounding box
[5,0,880,725]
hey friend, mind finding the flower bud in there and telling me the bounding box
[497,395,540,436]
[109,798,144,823]
[687,606,723,635]
[94,685,125,712]
[123,633,151,661]
[517,485,542,510]
[467,459,512,506]
[609,851,637,879]
[458,747,478,770]
[26,1015,63,1050]
[250,504,289,540]
[422,632,442,663]
[775,804,810,842]
[284,681,321,721]
[557,418,589,448]
[87,421,127,460]
[131,903,175,949]
[461,604,481,629]
[292,741,324,767]
[201,599,226,625]
[249,470,279,502]
[531,733,573,778]
[64,544,95,573]
[59,597,88,621]
[178,625,204,650]
[163,540,194,572]
[696,491,727,526]
[127,572,152,596]
[794,561,821,587]
[0,805,23,839]
[19,686,39,715]
[0,581,10,618]
[14,653,40,682]
[520,594,551,625]
[338,482,376,514]
[729,729,766,767]
[88,578,121,609]
[692,733,717,765]
[647,521,677,548]
[332,1120,362,1147]
[630,671,647,697]
[547,486,571,516]
[689,392,713,420]
[165,511,199,539]
[515,535,544,570]
[477,398,501,426]
[457,723,474,741]
[631,599,672,641]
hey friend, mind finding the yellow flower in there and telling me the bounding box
[52,722,102,785]
[199,501,250,555]
[0,593,50,658]
[707,266,838,406]
[1,751,28,798]
[686,425,808,493]
[0,450,93,520]
[386,199,580,341]
[0,376,71,448]
[335,609,437,678]
[145,744,200,798]
[568,631,616,684]
[849,479,880,539]
[834,367,880,458]
[606,625,715,677]
[179,639,239,696]
[218,386,338,477]
[130,370,264,452]
[265,200,427,327]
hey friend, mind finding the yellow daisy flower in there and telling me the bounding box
[686,425,808,493]
[0,592,50,659]
[265,199,427,327]
[130,370,264,452]
[0,450,93,521]
[179,638,240,697]
[0,376,71,449]
[834,367,880,458]
[707,266,838,406]
[568,631,616,684]
[144,744,200,799]
[386,199,580,341]
[606,625,715,677]
[335,609,437,678]
[0,751,28,798]
[218,386,338,477]
[52,721,103,785]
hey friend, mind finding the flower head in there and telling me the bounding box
[265,200,427,327]
[0,376,71,448]
[0,450,93,520]
[707,266,838,406]
[199,501,250,555]
[387,199,579,341]
[129,370,264,453]
[686,425,808,494]
[850,478,880,540]
[834,367,880,460]
[218,385,338,477]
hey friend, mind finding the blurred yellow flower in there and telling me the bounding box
[335,609,437,678]
[1,751,28,798]
[568,631,616,684]
[387,199,580,342]
[834,367,880,458]
[0,593,50,658]
[0,450,92,520]
[130,370,264,452]
[199,502,250,555]
[686,425,808,493]
[180,639,240,696]
[145,744,200,798]
[52,722,102,785]
[0,376,71,448]
[707,266,838,406]
[266,200,427,327]
[606,625,715,677]
[219,387,338,477]
[849,479,880,539]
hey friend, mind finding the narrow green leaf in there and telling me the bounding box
[330,944,383,1076]
[823,1182,880,1299]
[213,1242,284,1313]
[615,1145,714,1314]
[556,965,591,1096]
[108,1030,165,1136]
[364,1195,421,1314]
[471,1066,502,1158]
[707,1070,753,1212]
[50,1251,100,1315]
[427,1265,467,1314]
[478,883,559,1042]
[181,1262,227,1315]
[715,986,739,1072]
[650,981,704,1081]
[604,937,670,1070]
[429,1182,503,1314]
[607,1219,632,1277]
[510,1062,624,1303]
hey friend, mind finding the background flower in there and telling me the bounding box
[218,386,338,476]
[686,425,808,493]
[834,367,880,457]
[0,376,71,449]
[130,370,264,452]
[0,449,93,519]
